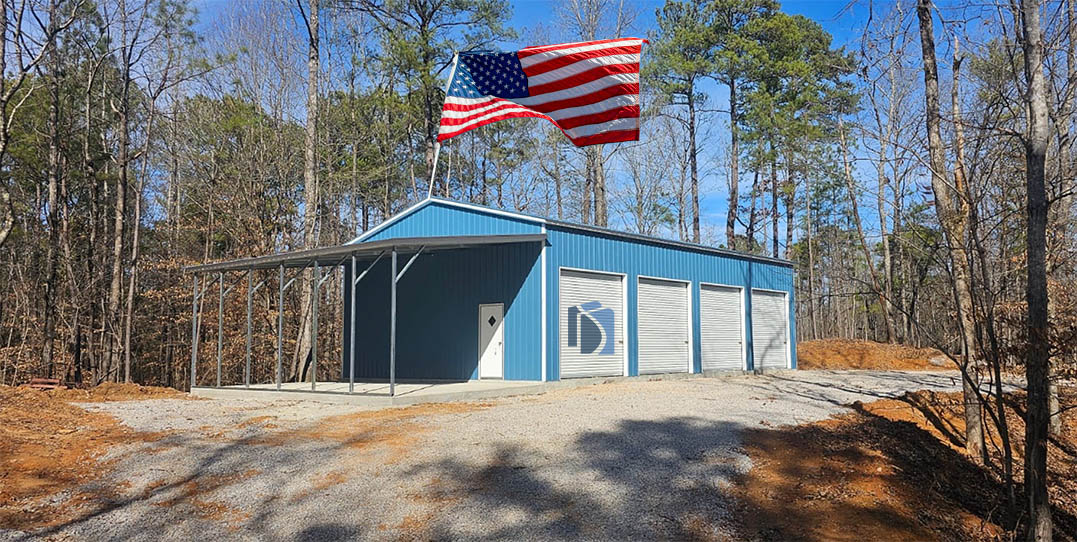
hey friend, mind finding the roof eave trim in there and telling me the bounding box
[545,220,794,267]
[348,197,546,245]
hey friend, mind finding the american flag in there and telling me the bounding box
[436,38,646,147]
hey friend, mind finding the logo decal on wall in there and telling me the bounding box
[567,301,615,355]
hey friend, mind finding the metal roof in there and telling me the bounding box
[542,217,793,267]
[349,197,793,268]
[183,234,547,274]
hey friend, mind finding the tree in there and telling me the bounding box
[1017,0,1052,537]
[647,0,715,243]
[294,0,320,383]
[709,0,776,249]
[915,0,987,465]
[557,0,635,226]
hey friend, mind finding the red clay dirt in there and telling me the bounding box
[797,338,948,370]
[0,384,176,530]
[730,387,1077,541]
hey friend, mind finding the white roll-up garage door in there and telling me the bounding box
[637,278,690,374]
[751,289,789,370]
[559,269,624,378]
[700,284,744,371]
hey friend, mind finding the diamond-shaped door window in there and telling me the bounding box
[488,316,497,326]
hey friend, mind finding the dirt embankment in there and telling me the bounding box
[731,388,1077,541]
[798,338,948,371]
[0,383,183,530]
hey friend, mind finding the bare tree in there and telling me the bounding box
[557,0,635,226]
[293,0,320,383]
[1017,0,1052,537]
[915,0,985,463]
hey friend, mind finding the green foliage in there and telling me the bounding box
[739,12,857,165]
[646,0,718,105]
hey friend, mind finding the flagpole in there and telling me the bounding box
[428,53,460,199]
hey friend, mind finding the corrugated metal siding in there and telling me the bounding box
[360,201,542,242]
[342,241,543,381]
[545,226,796,379]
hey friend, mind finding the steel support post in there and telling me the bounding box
[390,249,397,397]
[277,264,284,391]
[311,261,319,392]
[245,269,253,388]
[217,272,224,388]
[349,255,357,394]
[189,274,200,390]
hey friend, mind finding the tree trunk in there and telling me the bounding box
[294,0,320,382]
[748,169,759,251]
[586,145,606,226]
[950,36,987,465]
[769,151,778,258]
[42,0,61,377]
[688,92,699,243]
[783,167,794,260]
[725,78,739,249]
[582,150,593,224]
[593,146,607,226]
[874,118,895,344]
[917,0,986,464]
[1018,0,1053,538]
[806,173,818,340]
[109,0,133,382]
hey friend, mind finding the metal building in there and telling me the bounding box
[185,197,795,400]
[342,197,796,385]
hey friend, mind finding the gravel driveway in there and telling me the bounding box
[4,370,968,541]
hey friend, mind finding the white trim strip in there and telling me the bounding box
[526,53,641,86]
[564,116,639,139]
[520,39,644,67]
[515,73,639,106]
[540,224,547,382]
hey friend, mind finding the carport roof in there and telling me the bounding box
[183,233,546,274]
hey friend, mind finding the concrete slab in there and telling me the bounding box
[191,379,547,406]
[189,369,755,406]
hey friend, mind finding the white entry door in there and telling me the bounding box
[637,278,690,374]
[478,303,504,379]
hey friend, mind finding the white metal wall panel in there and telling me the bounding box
[751,290,789,369]
[559,270,624,378]
[700,284,743,371]
[637,278,690,374]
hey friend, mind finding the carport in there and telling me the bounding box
[183,233,545,398]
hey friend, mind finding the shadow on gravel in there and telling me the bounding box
[14,432,375,542]
[405,417,753,540]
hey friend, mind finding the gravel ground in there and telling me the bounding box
[4,370,969,541]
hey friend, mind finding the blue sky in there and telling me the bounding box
[506,0,866,47]
[192,0,881,246]
[502,1,873,240]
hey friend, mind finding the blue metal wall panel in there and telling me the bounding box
[361,201,542,242]
[342,241,543,381]
[545,226,795,380]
